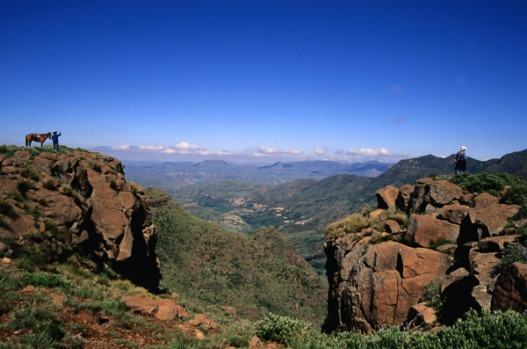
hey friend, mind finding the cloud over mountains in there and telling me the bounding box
[93,142,408,163]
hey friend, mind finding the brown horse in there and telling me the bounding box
[25,132,51,147]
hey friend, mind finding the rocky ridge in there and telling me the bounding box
[324,177,527,333]
[0,147,160,291]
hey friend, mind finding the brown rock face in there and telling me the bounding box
[324,178,526,333]
[405,214,460,248]
[396,184,414,212]
[469,193,520,237]
[0,147,160,291]
[376,185,399,209]
[123,295,188,320]
[491,262,527,312]
[324,238,449,333]
[408,180,463,214]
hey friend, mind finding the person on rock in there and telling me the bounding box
[454,146,467,174]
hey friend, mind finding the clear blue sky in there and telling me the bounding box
[1,0,526,163]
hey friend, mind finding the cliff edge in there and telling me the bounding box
[0,146,160,291]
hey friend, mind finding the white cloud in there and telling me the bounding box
[117,141,231,157]
[196,150,232,156]
[139,145,166,151]
[314,147,325,156]
[113,145,130,150]
[347,147,392,156]
[252,146,302,157]
[173,141,200,151]
[161,148,177,154]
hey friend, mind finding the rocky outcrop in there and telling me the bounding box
[324,237,449,333]
[491,262,527,312]
[324,177,525,333]
[0,147,160,291]
[123,295,188,320]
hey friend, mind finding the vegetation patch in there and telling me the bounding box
[450,172,527,202]
[324,207,408,241]
[498,241,527,272]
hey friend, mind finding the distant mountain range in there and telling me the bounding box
[123,159,393,190]
[125,149,527,272]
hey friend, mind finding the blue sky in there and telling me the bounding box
[1,0,526,163]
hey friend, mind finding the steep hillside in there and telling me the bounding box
[0,145,327,325]
[146,188,327,325]
[486,149,527,177]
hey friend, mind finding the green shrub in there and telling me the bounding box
[0,270,23,315]
[91,163,102,173]
[450,172,527,198]
[501,183,527,206]
[431,309,527,349]
[8,306,65,346]
[325,208,409,242]
[324,213,369,240]
[70,299,128,319]
[21,271,74,292]
[61,184,73,196]
[21,167,40,181]
[255,313,312,345]
[498,241,527,272]
[43,178,58,190]
[0,199,18,218]
[0,145,16,157]
[422,281,442,312]
[17,179,35,197]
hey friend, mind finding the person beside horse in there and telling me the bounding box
[25,132,51,147]
[51,131,61,150]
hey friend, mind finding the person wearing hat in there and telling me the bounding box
[52,131,62,150]
[454,146,467,174]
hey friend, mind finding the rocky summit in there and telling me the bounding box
[0,147,160,291]
[324,176,526,333]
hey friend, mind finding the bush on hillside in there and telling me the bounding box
[255,313,312,345]
[450,173,527,204]
[324,207,408,241]
[497,241,527,272]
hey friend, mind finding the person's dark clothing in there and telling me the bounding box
[52,132,61,150]
[454,150,467,174]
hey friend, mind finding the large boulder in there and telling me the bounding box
[405,214,460,248]
[468,193,520,237]
[396,184,414,212]
[408,179,462,213]
[324,238,450,333]
[491,262,527,312]
[376,185,399,209]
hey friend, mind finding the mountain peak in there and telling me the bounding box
[193,159,230,167]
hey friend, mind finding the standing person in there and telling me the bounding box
[454,146,467,174]
[52,131,62,150]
